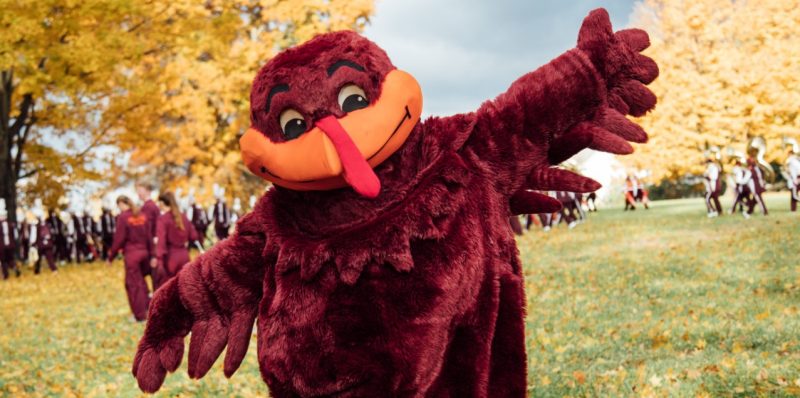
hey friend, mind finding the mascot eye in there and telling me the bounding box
[279,109,307,140]
[338,84,369,113]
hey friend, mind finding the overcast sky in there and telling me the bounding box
[60,1,642,210]
[364,0,638,116]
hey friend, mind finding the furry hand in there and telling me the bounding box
[549,9,658,167]
[131,266,258,392]
[511,9,659,214]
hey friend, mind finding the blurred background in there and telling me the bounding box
[1,1,799,397]
[2,0,796,217]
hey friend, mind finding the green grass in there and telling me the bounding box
[522,193,800,397]
[1,194,798,397]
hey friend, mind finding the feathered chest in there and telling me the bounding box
[255,150,515,394]
[260,150,487,286]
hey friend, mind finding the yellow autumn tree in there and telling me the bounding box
[0,0,222,219]
[116,0,374,204]
[627,0,800,181]
[2,1,373,219]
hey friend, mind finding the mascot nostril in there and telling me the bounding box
[135,11,659,396]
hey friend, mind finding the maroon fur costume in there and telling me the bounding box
[133,9,657,396]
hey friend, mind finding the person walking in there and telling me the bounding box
[46,209,68,264]
[107,196,154,322]
[704,158,723,217]
[187,192,208,250]
[153,192,198,290]
[212,185,232,241]
[747,156,768,216]
[31,208,57,274]
[100,206,116,260]
[730,157,754,219]
[783,139,800,212]
[0,199,20,279]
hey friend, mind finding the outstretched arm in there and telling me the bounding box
[132,211,268,393]
[463,9,658,208]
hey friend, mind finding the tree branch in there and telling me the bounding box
[74,102,145,159]
[18,167,41,180]
[9,93,33,136]
[0,68,13,132]
[13,113,35,179]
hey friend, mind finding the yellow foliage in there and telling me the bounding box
[116,0,374,203]
[1,0,227,209]
[1,0,374,211]
[628,0,800,181]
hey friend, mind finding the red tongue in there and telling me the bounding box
[316,116,381,198]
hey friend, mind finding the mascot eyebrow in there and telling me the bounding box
[327,59,365,77]
[265,84,290,113]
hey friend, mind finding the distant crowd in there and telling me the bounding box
[702,138,799,218]
[0,183,256,322]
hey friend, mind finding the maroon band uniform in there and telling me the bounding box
[189,204,209,247]
[108,210,154,321]
[212,200,231,240]
[33,220,57,273]
[154,212,198,290]
[0,219,17,279]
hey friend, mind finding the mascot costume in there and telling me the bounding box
[133,9,658,397]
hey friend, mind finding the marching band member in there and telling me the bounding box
[557,191,578,229]
[137,182,160,238]
[17,208,30,263]
[154,192,198,290]
[107,195,154,322]
[71,209,91,263]
[586,192,598,212]
[746,137,772,216]
[0,199,20,279]
[783,138,800,212]
[703,157,723,217]
[573,192,587,222]
[63,211,76,263]
[187,190,208,250]
[31,206,57,274]
[100,204,116,260]
[46,208,68,264]
[137,183,159,277]
[84,210,100,261]
[747,156,768,216]
[730,156,753,219]
[634,175,650,209]
[624,176,638,211]
[211,184,231,241]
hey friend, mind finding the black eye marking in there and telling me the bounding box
[265,84,290,113]
[282,119,307,140]
[327,60,365,77]
[338,85,369,113]
[341,94,368,112]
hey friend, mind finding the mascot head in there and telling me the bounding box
[241,31,423,198]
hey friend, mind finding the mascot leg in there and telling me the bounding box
[488,272,527,397]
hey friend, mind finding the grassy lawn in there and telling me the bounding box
[1,194,798,397]
[522,193,800,397]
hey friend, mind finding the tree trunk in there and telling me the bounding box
[1,70,13,223]
[1,69,23,224]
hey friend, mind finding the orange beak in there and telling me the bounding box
[240,70,423,197]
